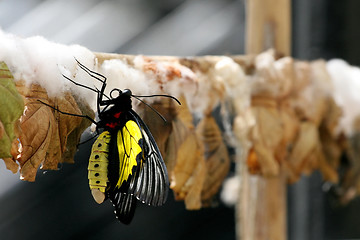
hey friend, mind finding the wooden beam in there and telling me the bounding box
[237,0,291,239]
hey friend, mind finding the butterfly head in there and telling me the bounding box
[108,88,132,110]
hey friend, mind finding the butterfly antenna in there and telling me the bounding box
[37,100,98,125]
[132,94,181,105]
[131,95,167,123]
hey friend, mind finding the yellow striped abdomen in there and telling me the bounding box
[88,131,111,197]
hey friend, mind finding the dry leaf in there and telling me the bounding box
[62,97,95,163]
[139,98,178,157]
[16,83,55,180]
[15,82,93,181]
[171,131,206,209]
[288,122,318,175]
[165,96,193,172]
[196,115,230,205]
[316,145,338,183]
[42,93,83,169]
[183,151,206,210]
[275,102,300,162]
[301,149,319,176]
[170,130,198,193]
[249,98,282,176]
[166,98,207,210]
[3,137,21,173]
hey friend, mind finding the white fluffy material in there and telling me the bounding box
[220,176,240,206]
[327,59,360,136]
[0,29,96,106]
[99,58,151,97]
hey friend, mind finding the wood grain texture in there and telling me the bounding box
[238,0,291,239]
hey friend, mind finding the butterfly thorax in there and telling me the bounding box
[98,92,133,131]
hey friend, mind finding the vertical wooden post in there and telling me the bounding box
[245,0,291,55]
[237,0,291,240]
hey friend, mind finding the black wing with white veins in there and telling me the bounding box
[128,110,169,206]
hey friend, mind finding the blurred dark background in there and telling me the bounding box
[0,0,360,239]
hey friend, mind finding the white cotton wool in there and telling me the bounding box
[99,59,152,98]
[0,29,97,108]
[132,55,198,99]
[327,59,360,136]
[215,57,249,106]
[220,176,240,207]
[0,30,31,81]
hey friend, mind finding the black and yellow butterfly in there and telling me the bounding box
[50,60,177,224]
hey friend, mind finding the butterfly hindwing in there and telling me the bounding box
[128,110,169,206]
[109,191,137,225]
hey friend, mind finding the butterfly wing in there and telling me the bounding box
[109,191,137,225]
[114,120,143,189]
[127,110,169,206]
[107,119,142,223]
[107,111,169,223]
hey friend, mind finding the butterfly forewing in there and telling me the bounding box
[115,120,142,189]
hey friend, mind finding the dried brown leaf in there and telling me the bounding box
[316,145,338,183]
[16,83,55,181]
[196,115,230,204]
[249,98,283,176]
[139,98,178,157]
[184,153,207,210]
[171,132,207,210]
[165,118,189,173]
[165,97,193,172]
[283,160,299,184]
[3,157,18,173]
[276,103,300,162]
[165,98,207,209]
[15,82,93,181]
[42,93,83,168]
[171,133,201,194]
[62,97,95,163]
[3,137,21,173]
[288,122,318,174]
[301,149,319,175]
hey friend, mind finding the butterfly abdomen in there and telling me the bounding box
[88,131,111,203]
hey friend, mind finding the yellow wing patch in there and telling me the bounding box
[88,131,111,193]
[116,120,143,188]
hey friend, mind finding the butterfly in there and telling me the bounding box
[43,60,179,224]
